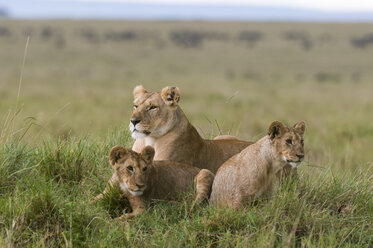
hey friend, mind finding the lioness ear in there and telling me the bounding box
[133,85,147,99]
[109,146,129,167]
[161,86,180,107]
[140,146,155,164]
[293,121,306,136]
[268,121,286,140]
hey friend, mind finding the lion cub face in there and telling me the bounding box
[109,146,155,196]
[129,85,180,140]
[268,121,306,168]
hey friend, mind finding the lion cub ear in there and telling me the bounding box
[161,86,180,107]
[268,121,286,140]
[133,85,147,99]
[140,146,155,164]
[109,146,129,167]
[293,121,306,136]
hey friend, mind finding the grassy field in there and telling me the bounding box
[0,20,372,247]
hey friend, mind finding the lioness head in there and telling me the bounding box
[109,145,155,196]
[129,85,180,139]
[268,121,306,168]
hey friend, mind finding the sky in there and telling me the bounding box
[1,0,373,21]
[65,0,373,12]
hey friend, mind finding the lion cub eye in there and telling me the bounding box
[143,167,147,172]
[133,105,138,110]
[286,139,293,145]
[148,105,158,111]
[301,139,304,146]
[127,166,134,172]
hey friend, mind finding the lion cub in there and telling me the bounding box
[210,121,305,209]
[93,146,215,220]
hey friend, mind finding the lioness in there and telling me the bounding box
[129,85,251,173]
[93,146,215,220]
[210,121,305,209]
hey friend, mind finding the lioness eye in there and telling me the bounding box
[301,140,304,146]
[148,105,157,110]
[143,167,147,172]
[286,139,292,145]
[127,166,134,171]
[133,105,138,110]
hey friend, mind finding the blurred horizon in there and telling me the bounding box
[1,0,373,22]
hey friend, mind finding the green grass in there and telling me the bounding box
[0,20,373,247]
[0,132,372,247]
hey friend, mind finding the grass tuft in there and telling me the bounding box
[37,138,89,184]
[0,141,33,195]
[97,184,131,219]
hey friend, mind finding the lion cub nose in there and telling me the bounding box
[296,154,304,160]
[131,119,141,126]
[136,183,145,189]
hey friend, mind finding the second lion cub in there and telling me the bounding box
[210,121,305,209]
[93,146,215,220]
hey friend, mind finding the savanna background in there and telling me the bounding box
[0,8,372,248]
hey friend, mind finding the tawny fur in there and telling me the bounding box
[210,121,306,210]
[213,135,239,141]
[93,146,215,220]
[129,85,251,173]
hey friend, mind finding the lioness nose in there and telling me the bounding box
[296,154,304,160]
[131,119,140,126]
[136,183,145,189]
